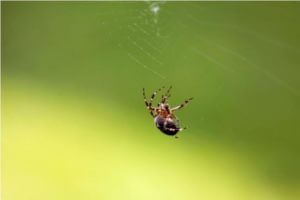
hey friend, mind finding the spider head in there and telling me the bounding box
[156,103,171,118]
[157,103,169,110]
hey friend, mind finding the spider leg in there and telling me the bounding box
[142,88,149,107]
[171,97,193,112]
[143,88,156,117]
[149,86,165,109]
[161,85,172,104]
[174,127,187,138]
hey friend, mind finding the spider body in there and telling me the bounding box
[143,86,193,138]
[155,115,180,135]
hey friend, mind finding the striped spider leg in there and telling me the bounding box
[161,85,172,104]
[171,97,194,112]
[142,86,165,117]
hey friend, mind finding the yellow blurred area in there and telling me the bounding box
[3,79,294,200]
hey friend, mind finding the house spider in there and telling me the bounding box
[142,86,193,138]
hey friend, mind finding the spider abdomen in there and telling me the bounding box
[154,115,180,136]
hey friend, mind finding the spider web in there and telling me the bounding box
[100,1,170,80]
[98,1,300,98]
[95,1,300,126]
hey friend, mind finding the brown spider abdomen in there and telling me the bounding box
[154,115,180,136]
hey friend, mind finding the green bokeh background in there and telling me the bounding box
[2,2,300,200]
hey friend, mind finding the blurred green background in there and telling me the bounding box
[2,1,300,200]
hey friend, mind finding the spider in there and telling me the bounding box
[142,86,193,138]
